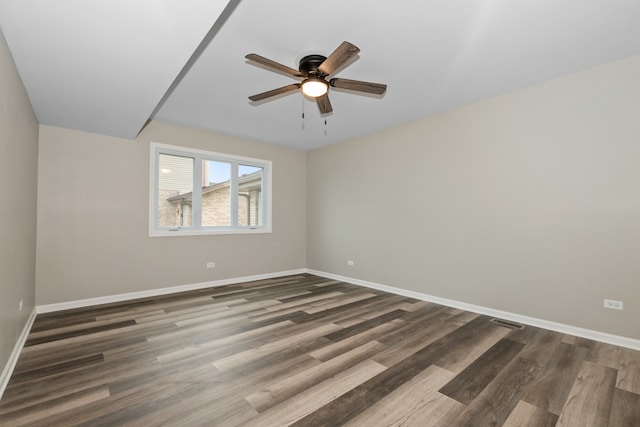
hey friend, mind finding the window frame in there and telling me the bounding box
[149,142,272,237]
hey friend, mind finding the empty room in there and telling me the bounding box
[1,1,639,426]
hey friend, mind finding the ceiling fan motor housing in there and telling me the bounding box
[299,55,327,75]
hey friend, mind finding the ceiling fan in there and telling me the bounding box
[245,41,387,114]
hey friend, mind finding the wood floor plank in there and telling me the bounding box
[154,320,295,364]
[128,398,259,427]
[245,340,386,412]
[323,309,409,342]
[294,294,390,324]
[12,330,173,382]
[522,341,589,415]
[517,328,564,365]
[302,292,378,314]
[615,348,640,395]
[344,365,464,427]
[439,338,525,405]
[433,322,511,374]
[121,347,323,427]
[72,381,217,427]
[26,313,161,339]
[8,354,104,385]
[504,321,540,344]
[400,300,435,312]
[245,288,365,323]
[309,319,404,362]
[35,360,225,426]
[588,343,640,395]
[243,359,387,427]
[562,334,598,350]
[332,295,414,328]
[0,385,110,427]
[502,400,559,427]
[450,356,543,427]
[19,318,179,353]
[0,357,156,415]
[587,341,624,369]
[142,299,282,342]
[212,322,343,371]
[265,290,346,311]
[110,366,260,427]
[556,361,617,427]
[608,388,640,427]
[371,310,473,368]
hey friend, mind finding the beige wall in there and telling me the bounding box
[35,121,306,305]
[307,55,640,340]
[0,28,38,370]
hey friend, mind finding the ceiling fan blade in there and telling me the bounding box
[248,84,301,102]
[245,54,302,78]
[330,78,387,95]
[316,93,333,114]
[318,41,360,76]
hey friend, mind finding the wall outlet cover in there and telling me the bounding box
[603,299,623,310]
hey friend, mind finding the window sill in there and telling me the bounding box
[149,227,272,237]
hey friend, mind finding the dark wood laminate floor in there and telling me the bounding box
[1,274,639,426]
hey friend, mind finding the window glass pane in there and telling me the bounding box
[157,154,193,227]
[202,160,231,227]
[238,165,263,227]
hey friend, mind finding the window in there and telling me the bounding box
[150,143,271,236]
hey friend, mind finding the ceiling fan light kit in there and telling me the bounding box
[246,41,387,115]
[301,78,328,97]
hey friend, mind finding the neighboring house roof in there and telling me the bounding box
[167,171,261,203]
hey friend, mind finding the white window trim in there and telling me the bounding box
[149,142,272,237]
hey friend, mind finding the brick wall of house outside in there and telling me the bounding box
[158,189,192,227]
[248,189,260,226]
[202,187,232,226]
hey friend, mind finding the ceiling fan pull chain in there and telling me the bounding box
[301,98,306,130]
[324,118,327,136]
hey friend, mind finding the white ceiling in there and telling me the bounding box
[1,1,639,151]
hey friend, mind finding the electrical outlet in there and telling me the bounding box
[206,262,216,268]
[19,299,23,312]
[603,299,623,310]
[347,260,354,266]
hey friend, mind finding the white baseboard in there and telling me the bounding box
[307,269,640,352]
[37,269,307,314]
[0,308,37,400]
